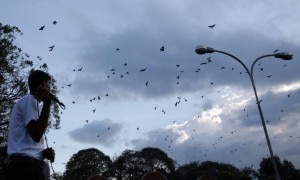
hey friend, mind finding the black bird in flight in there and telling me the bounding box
[273,49,279,53]
[37,56,42,61]
[160,46,165,52]
[116,48,120,51]
[208,24,216,29]
[53,21,57,25]
[49,45,55,51]
[139,68,147,72]
[39,26,45,30]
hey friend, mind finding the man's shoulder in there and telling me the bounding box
[12,95,36,112]
[17,94,35,104]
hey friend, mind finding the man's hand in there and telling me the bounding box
[42,148,55,163]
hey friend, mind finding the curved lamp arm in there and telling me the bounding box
[251,54,277,76]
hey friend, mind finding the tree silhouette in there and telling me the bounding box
[259,156,299,179]
[140,147,175,173]
[239,166,259,180]
[107,149,138,179]
[107,147,175,180]
[63,148,112,180]
[0,23,30,147]
[172,161,203,180]
[171,160,258,180]
[59,147,300,180]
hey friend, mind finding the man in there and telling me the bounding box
[6,70,55,180]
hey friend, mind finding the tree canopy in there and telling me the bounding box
[259,156,299,180]
[106,147,175,180]
[63,148,112,180]
[60,147,300,180]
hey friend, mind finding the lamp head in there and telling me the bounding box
[274,52,293,60]
[195,45,214,55]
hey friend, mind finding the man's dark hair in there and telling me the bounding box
[28,70,51,93]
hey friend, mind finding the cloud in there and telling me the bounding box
[130,84,300,168]
[66,15,300,104]
[68,118,123,147]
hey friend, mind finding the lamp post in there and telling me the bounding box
[195,45,293,180]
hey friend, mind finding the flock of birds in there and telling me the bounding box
[35,20,298,168]
[36,21,225,119]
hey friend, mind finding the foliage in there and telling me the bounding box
[139,147,176,173]
[259,156,300,180]
[171,160,246,180]
[61,147,300,180]
[239,166,259,180]
[106,149,138,179]
[99,147,175,180]
[1,23,28,146]
[62,148,112,180]
[171,161,204,180]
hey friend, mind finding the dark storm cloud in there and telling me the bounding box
[69,20,300,103]
[68,118,123,147]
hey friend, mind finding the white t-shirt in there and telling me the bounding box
[7,94,45,160]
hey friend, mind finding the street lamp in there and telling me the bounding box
[195,45,293,180]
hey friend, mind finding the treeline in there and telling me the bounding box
[1,146,300,179]
[49,147,300,180]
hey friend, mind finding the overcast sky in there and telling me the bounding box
[1,0,300,175]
